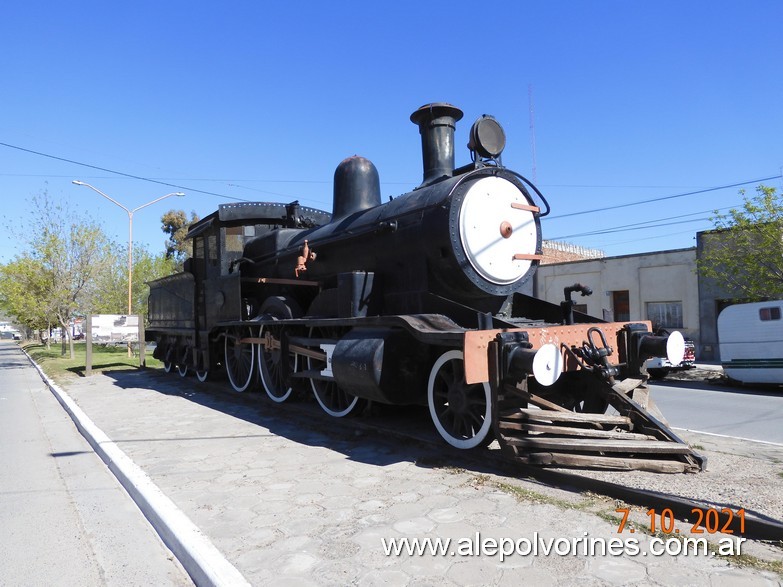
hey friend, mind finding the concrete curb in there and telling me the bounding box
[23,350,250,587]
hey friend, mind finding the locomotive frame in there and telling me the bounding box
[147,103,705,473]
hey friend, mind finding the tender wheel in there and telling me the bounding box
[196,369,209,382]
[308,327,363,417]
[225,327,255,392]
[428,349,493,450]
[177,346,190,377]
[257,296,301,403]
[162,345,174,373]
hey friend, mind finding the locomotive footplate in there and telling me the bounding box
[475,325,707,474]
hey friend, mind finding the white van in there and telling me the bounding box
[718,300,783,385]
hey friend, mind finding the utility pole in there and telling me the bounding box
[528,83,538,183]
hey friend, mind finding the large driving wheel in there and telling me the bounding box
[428,349,493,449]
[308,327,363,417]
[225,327,255,392]
[258,296,300,403]
[259,326,297,403]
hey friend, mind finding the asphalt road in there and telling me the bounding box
[649,376,783,445]
[0,341,191,586]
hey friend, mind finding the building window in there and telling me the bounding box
[612,291,630,322]
[759,306,781,321]
[647,301,683,329]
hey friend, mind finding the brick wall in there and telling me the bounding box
[540,241,604,265]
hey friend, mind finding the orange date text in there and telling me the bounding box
[615,507,745,535]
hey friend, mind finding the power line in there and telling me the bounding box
[550,216,711,240]
[2,140,781,221]
[0,172,413,185]
[547,206,734,240]
[599,228,699,248]
[547,175,782,220]
[0,141,253,202]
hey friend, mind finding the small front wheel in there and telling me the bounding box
[428,350,493,450]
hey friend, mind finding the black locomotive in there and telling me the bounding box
[147,103,704,472]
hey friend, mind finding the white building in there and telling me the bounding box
[535,247,700,344]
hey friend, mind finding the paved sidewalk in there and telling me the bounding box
[0,342,190,586]
[41,361,781,587]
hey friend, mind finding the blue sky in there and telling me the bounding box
[2,1,781,263]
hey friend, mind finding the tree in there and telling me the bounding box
[1,191,112,358]
[0,256,56,344]
[88,243,178,318]
[697,185,783,301]
[161,209,199,264]
[1,191,182,357]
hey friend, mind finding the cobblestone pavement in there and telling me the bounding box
[58,367,782,586]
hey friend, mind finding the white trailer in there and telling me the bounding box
[718,300,783,385]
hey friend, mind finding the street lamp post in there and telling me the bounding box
[72,180,185,319]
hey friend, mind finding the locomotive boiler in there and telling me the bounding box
[147,103,705,473]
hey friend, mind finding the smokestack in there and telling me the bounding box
[410,103,464,187]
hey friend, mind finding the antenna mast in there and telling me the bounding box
[528,84,538,183]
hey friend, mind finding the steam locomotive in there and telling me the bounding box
[147,103,703,472]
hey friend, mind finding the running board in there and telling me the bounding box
[492,378,707,474]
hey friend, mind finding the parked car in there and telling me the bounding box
[646,328,696,379]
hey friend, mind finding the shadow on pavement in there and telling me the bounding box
[101,367,530,484]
